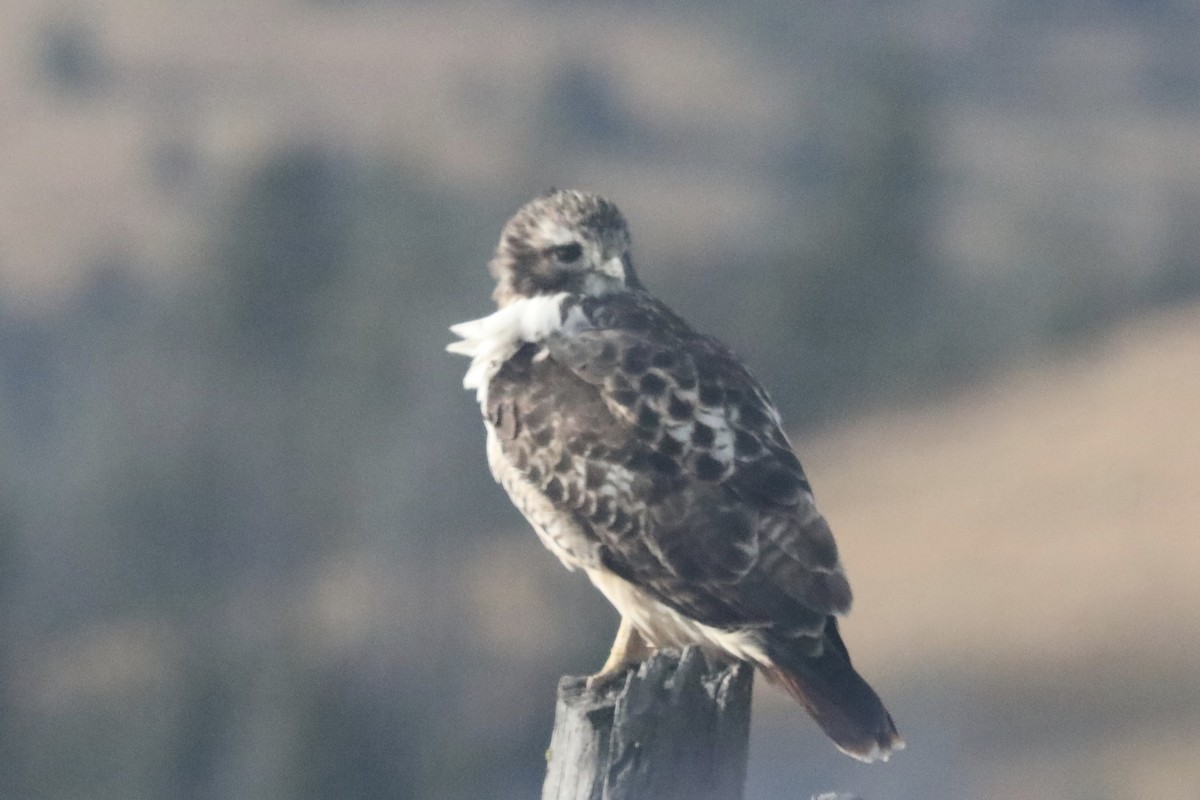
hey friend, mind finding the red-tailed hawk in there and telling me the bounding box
[448,189,903,761]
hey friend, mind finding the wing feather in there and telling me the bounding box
[487,292,851,639]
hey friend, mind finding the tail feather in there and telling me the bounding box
[764,618,904,763]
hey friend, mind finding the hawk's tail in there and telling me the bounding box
[763,618,904,763]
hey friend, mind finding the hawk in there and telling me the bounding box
[448,189,903,762]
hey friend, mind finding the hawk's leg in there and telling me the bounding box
[585,616,653,690]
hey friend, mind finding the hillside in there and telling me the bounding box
[825,302,1200,671]
[4,0,1199,322]
[747,302,1200,799]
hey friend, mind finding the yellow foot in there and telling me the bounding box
[585,617,652,690]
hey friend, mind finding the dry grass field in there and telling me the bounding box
[0,0,797,304]
[748,302,1200,799]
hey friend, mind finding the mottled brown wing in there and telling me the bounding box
[489,293,851,636]
[488,344,756,625]
[550,299,852,619]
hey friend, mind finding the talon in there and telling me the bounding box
[584,666,633,692]
[586,617,652,691]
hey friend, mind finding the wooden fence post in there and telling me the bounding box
[541,646,754,800]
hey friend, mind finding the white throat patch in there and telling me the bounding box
[447,293,570,406]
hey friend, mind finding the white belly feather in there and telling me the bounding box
[585,567,769,665]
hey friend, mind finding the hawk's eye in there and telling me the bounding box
[548,242,583,264]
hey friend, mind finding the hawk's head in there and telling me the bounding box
[489,189,643,307]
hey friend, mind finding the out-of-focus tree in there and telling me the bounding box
[709,46,953,427]
[211,147,354,371]
[538,60,641,152]
[0,481,16,800]
[794,51,943,407]
[1155,187,1200,302]
[35,16,109,97]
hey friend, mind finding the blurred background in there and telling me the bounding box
[2,1,1199,798]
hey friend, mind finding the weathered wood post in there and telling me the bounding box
[542,646,754,800]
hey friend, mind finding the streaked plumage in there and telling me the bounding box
[449,189,902,762]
